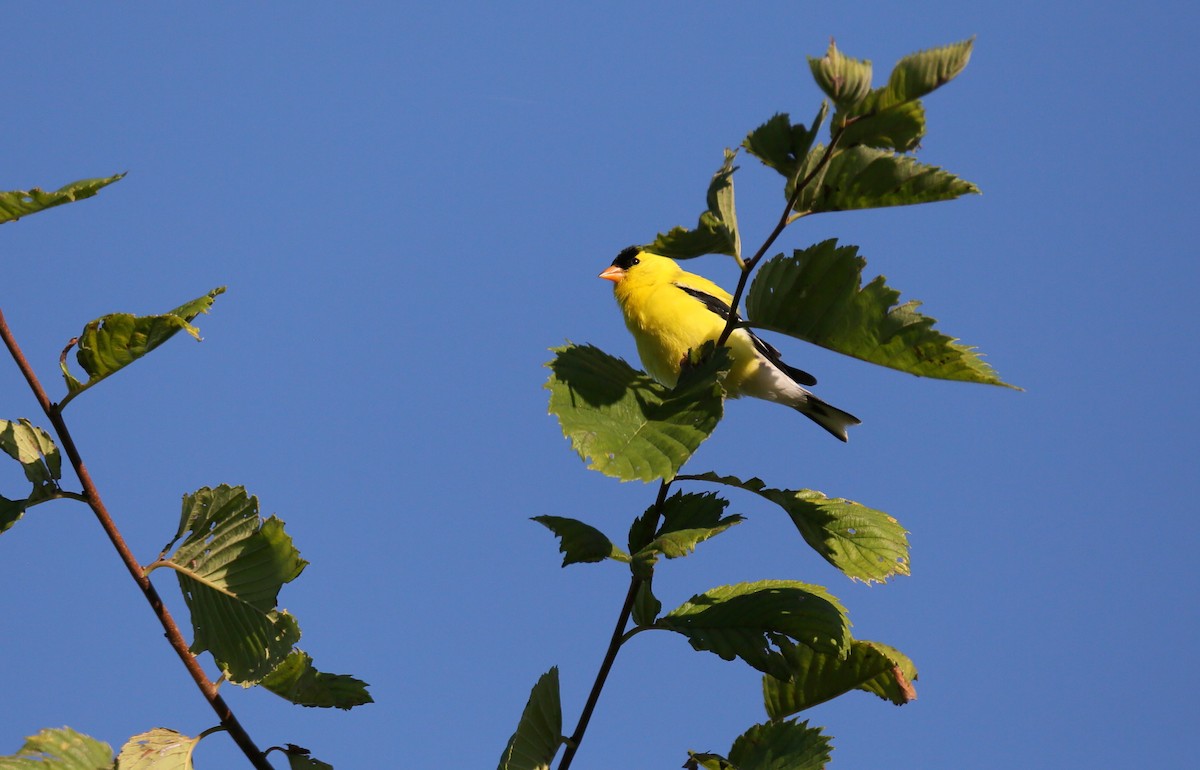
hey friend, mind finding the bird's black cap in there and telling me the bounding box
[612,246,641,269]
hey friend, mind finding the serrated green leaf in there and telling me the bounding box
[657,580,850,679]
[647,149,741,260]
[687,471,907,583]
[260,649,373,709]
[808,39,872,107]
[498,668,563,770]
[793,145,978,214]
[163,485,307,684]
[742,106,826,183]
[116,729,197,770]
[280,745,333,770]
[631,492,743,578]
[0,174,125,225]
[0,727,112,770]
[59,288,225,403]
[746,240,1015,387]
[545,343,727,483]
[726,719,832,770]
[531,515,629,566]
[763,638,918,719]
[631,578,662,626]
[830,39,973,152]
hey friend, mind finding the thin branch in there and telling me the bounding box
[716,127,846,348]
[558,480,672,770]
[0,307,276,770]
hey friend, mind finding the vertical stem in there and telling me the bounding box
[0,308,275,770]
[558,481,671,770]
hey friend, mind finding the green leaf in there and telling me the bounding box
[60,287,226,403]
[260,649,374,709]
[0,174,125,225]
[280,746,333,770]
[545,343,727,483]
[647,149,741,260]
[727,719,832,770]
[746,240,1015,387]
[830,39,973,152]
[162,485,307,684]
[684,752,735,770]
[631,578,662,626]
[0,419,63,535]
[763,639,918,719]
[0,419,61,487]
[498,668,563,770]
[742,106,826,184]
[793,145,978,214]
[657,580,850,680]
[687,472,907,584]
[0,727,113,769]
[808,39,872,107]
[116,729,198,770]
[631,492,744,578]
[531,516,629,566]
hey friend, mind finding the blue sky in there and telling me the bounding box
[1,3,1196,768]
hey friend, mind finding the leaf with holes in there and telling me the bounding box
[0,174,125,225]
[117,729,198,770]
[61,287,226,402]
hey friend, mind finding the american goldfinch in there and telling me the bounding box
[599,246,860,441]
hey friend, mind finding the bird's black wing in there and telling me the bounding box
[674,283,818,387]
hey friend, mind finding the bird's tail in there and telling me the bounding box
[796,394,861,443]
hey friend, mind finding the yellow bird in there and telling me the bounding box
[600,246,860,441]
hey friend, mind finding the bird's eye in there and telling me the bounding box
[630,257,640,266]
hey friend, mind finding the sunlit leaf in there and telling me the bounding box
[808,39,872,107]
[116,729,198,770]
[0,419,63,535]
[61,287,226,402]
[647,149,741,260]
[687,472,907,583]
[747,240,1015,387]
[763,638,918,719]
[161,485,306,684]
[261,649,373,709]
[631,492,743,578]
[0,174,125,225]
[0,727,112,769]
[792,145,978,213]
[532,515,629,566]
[657,580,850,679]
[498,668,563,770]
[829,39,973,151]
[545,343,727,483]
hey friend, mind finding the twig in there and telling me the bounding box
[558,480,672,770]
[0,307,275,770]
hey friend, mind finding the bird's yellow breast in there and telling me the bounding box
[613,278,760,391]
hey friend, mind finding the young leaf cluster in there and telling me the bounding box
[507,38,1003,770]
[0,175,365,768]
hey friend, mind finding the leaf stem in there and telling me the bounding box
[558,479,672,770]
[0,307,276,770]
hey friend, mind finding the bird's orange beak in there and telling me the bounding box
[599,265,624,283]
